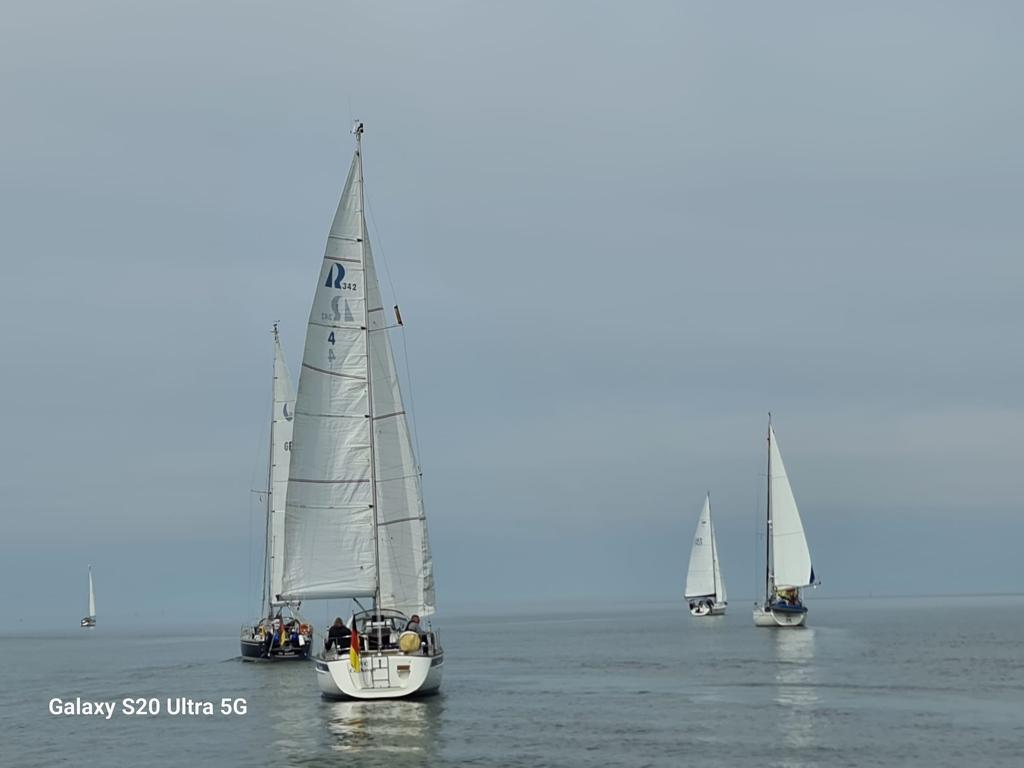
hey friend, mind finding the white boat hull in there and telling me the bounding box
[688,601,727,617]
[753,606,807,628]
[315,652,443,700]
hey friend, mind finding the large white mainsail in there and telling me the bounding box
[280,136,435,617]
[769,425,814,589]
[267,328,296,608]
[685,496,716,599]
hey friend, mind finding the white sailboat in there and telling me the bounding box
[753,416,819,628]
[280,122,442,699]
[240,326,313,660]
[80,566,96,628]
[685,494,727,616]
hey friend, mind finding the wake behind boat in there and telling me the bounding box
[240,326,312,661]
[279,122,442,699]
[685,494,727,616]
[80,565,96,628]
[753,416,819,628]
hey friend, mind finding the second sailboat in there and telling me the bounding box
[684,494,727,616]
[753,417,819,628]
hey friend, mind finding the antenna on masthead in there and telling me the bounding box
[352,120,364,137]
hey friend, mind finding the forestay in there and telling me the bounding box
[280,142,435,617]
[769,426,815,589]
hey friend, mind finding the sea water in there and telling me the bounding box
[2,595,1022,767]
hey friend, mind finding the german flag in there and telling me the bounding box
[349,621,360,672]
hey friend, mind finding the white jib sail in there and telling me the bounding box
[88,566,95,617]
[769,426,814,589]
[364,233,436,617]
[281,141,435,617]
[710,516,727,604]
[685,496,716,599]
[268,330,296,607]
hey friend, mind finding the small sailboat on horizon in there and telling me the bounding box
[280,122,442,699]
[685,494,727,616]
[240,326,313,661]
[753,416,819,628]
[80,565,96,628]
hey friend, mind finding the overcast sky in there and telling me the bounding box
[2,1,1021,629]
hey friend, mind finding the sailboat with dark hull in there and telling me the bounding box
[240,326,312,660]
[753,416,819,628]
[280,122,443,699]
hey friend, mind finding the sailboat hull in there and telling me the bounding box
[240,637,311,661]
[239,619,312,662]
[688,601,726,617]
[315,652,443,700]
[753,605,807,628]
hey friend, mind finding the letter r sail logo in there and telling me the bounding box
[325,263,346,288]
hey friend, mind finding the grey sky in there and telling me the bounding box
[2,1,1022,628]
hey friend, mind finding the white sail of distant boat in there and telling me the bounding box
[81,566,96,628]
[754,417,818,628]
[240,327,312,661]
[685,494,727,616]
[267,327,296,611]
[713,522,727,606]
[280,122,442,699]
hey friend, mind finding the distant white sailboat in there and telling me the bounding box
[280,122,442,699]
[80,566,96,628]
[753,416,819,628]
[240,325,313,661]
[685,494,727,616]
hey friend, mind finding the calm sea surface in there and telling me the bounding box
[3,596,1022,767]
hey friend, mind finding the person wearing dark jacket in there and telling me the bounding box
[325,617,351,652]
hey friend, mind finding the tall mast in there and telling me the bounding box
[354,121,383,611]
[261,325,277,615]
[765,413,772,603]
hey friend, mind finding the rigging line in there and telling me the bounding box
[363,193,424,464]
